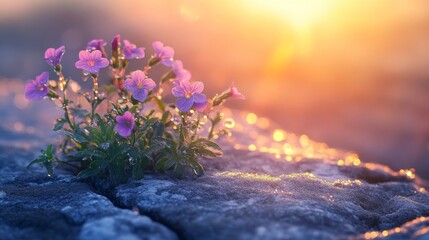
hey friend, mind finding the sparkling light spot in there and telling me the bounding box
[283,143,295,155]
[248,144,257,151]
[337,159,344,166]
[353,158,361,166]
[224,118,236,129]
[273,129,286,142]
[246,113,257,124]
[300,134,309,147]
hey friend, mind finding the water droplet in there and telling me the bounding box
[83,129,89,134]
[83,71,90,76]
[101,142,110,150]
[128,157,136,165]
[82,157,88,161]
[172,116,181,125]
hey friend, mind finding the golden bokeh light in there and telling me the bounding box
[273,129,286,142]
[246,113,258,125]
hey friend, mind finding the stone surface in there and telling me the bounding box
[0,145,178,240]
[114,146,429,240]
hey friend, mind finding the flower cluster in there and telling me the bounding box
[25,34,244,185]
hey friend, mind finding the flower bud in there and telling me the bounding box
[112,34,121,58]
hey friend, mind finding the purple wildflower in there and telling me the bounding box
[86,39,107,56]
[172,60,191,84]
[24,71,50,101]
[193,101,208,112]
[115,111,135,138]
[172,80,206,112]
[124,70,156,101]
[123,40,145,60]
[229,84,245,99]
[152,41,174,67]
[44,46,65,67]
[75,50,109,74]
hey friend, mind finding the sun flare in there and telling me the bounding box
[244,0,336,30]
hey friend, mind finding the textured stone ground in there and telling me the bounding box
[1,81,429,239]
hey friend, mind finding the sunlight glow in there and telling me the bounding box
[244,0,335,30]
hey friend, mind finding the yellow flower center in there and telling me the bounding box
[185,92,192,99]
[136,81,144,89]
[87,61,95,67]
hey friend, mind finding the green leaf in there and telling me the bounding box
[70,108,89,118]
[129,105,139,113]
[132,159,145,180]
[196,148,222,158]
[45,144,54,159]
[27,156,46,168]
[77,167,101,180]
[64,130,88,143]
[153,122,165,137]
[83,126,103,144]
[190,138,222,151]
[109,164,128,185]
[161,110,170,123]
[174,163,185,177]
[53,118,67,131]
[155,157,168,172]
[111,103,124,115]
[155,97,165,111]
[189,159,204,176]
[164,158,177,171]
[43,161,54,176]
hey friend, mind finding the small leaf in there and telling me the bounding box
[77,167,101,180]
[196,148,222,158]
[53,118,67,131]
[70,108,89,118]
[27,156,46,168]
[161,110,170,123]
[153,122,165,137]
[174,163,185,177]
[189,159,204,176]
[64,130,88,143]
[132,159,145,180]
[155,157,168,172]
[155,97,165,112]
[109,163,128,185]
[43,161,54,176]
[111,103,124,115]
[164,158,177,171]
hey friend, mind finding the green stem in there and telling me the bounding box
[208,119,215,140]
[57,70,75,130]
[90,73,99,122]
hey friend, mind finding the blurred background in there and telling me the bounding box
[0,0,428,178]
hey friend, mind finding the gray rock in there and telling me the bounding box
[114,147,429,240]
[0,148,178,240]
